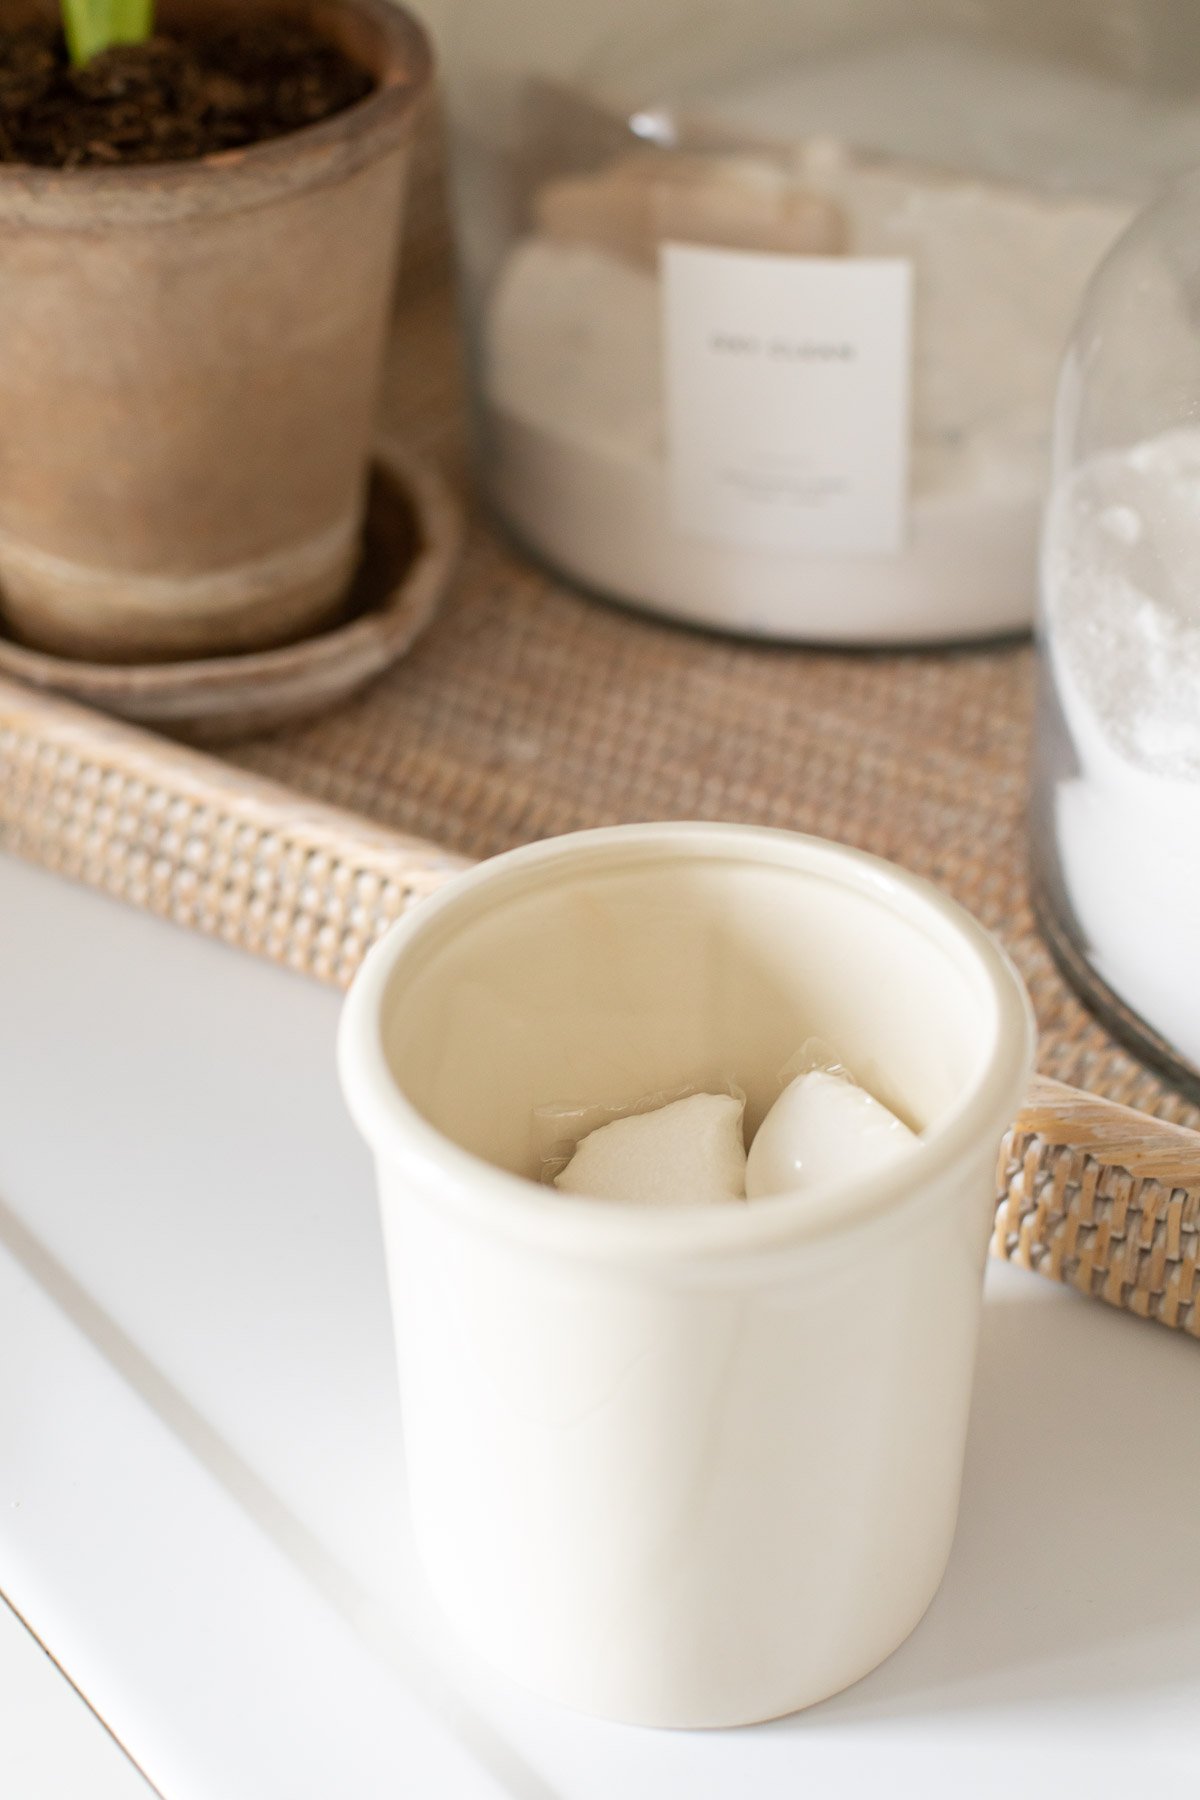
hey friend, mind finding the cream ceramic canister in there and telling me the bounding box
[339,823,1035,1725]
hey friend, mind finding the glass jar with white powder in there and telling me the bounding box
[1034,170,1200,1098]
[439,0,1200,643]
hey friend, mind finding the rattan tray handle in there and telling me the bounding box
[997,1077,1200,1332]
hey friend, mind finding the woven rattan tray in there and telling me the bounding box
[2,143,1199,1335]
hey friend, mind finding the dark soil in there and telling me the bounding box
[0,18,376,167]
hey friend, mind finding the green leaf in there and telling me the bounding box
[62,0,156,66]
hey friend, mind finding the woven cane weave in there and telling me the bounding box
[0,686,466,988]
[2,261,1200,1326]
[994,1081,1200,1335]
[995,1138,1200,1334]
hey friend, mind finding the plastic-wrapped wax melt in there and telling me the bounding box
[745,1064,917,1201]
[551,1091,747,1208]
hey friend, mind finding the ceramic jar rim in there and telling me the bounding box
[338,823,1037,1267]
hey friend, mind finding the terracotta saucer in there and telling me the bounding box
[0,441,461,743]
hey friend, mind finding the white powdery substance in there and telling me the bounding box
[1045,427,1200,1066]
[479,36,1162,640]
[484,235,1045,640]
[489,243,663,468]
[554,1092,747,1207]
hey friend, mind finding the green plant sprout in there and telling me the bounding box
[61,0,155,66]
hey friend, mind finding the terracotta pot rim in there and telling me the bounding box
[0,0,433,225]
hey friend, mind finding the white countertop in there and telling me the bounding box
[0,1596,153,1798]
[1,847,1198,1798]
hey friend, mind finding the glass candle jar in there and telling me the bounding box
[1033,169,1200,1101]
[438,0,1200,643]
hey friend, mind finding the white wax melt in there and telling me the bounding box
[554,1092,747,1207]
[745,1071,917,1200]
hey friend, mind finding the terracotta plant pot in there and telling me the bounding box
[0,0,432,663]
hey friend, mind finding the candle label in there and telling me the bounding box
[662,244,912,556]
